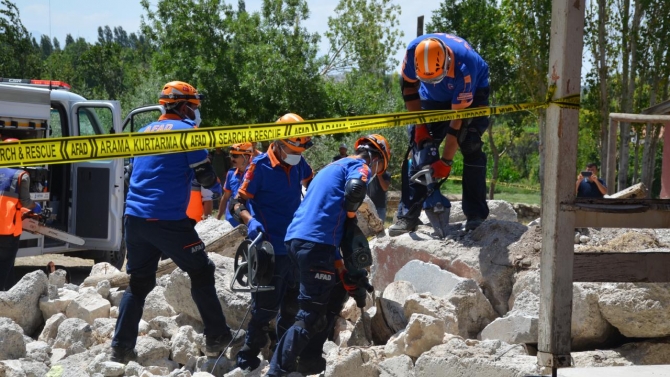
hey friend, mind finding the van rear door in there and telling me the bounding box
[69,101,124,251]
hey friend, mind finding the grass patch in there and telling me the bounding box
[440,179,541,206]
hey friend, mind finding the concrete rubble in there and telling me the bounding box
[1,205,670,376]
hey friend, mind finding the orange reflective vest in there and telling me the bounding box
[186,183,203,223]
[0,169,26,237]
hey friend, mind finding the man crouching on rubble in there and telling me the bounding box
[266,134,391,376]
[111,81,245,363]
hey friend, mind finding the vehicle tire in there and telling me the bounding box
[93,239,127,270]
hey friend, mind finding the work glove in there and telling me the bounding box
[430,158,452,180]
[339,268,374,308]
[413,124,432,147]
[32,203,42,214]
[246,218,265,240]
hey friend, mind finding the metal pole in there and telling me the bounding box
[417,16,424,37]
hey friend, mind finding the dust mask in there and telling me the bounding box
[283,153,301,166]
[193,109,202,127]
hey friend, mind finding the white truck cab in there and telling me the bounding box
[0,79,162,268]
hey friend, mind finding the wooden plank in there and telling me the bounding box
[574,252,670,282]
[609,113,670,122]
[607,182,647,199]
[537,0,585,369]
[563,199,670,228]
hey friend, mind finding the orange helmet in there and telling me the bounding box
[414,38,451,84]
[159,81,204,108]
[230,142,254,155]
[275,113,313,153]
[355,134,391,173]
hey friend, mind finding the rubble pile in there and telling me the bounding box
[2,204,670,377]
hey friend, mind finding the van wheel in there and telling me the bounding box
[94,240,127,270]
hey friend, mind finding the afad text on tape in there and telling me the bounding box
[0,96,578,168]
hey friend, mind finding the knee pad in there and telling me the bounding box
[457,125,484,157]
[128,274,156,299]
[188,260,216,288]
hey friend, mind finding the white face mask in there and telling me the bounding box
[193,109,202,127]
[283,153,301,166]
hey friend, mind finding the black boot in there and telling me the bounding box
[388,216,420,236]
[205,329,246,355]
[110,346,137,364]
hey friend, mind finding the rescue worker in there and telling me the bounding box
[267,134,391,376]
[216,142,255,224]
[111,81,244,363]
[0,139,41,291]
[229,113,314,372]
[389,33,490,237]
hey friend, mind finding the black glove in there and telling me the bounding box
[340,217,372,270]
[340,268,374,308]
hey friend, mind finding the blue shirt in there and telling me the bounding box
[223,168,244,226]
[285,157,371,247]
[402,33,489,108]
[577,178,606,198]
[238,147,313,255]
[125,115,209,220]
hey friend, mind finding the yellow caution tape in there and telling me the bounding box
[0,94,579,168]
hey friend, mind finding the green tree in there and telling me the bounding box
[0,0,41,78]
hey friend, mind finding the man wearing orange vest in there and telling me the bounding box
[0,140,41,290]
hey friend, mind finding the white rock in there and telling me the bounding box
[449,200,517,223]
[444,279,497,338]
[149,316,180,339]
[50,348,67,365]
[0,270,48,334]
[139,320,151,335]
[53,318,94,356]
[579,235,591,243]
[404,293,459,336]
[571,339,670,367]
[108,289,124,308]
[110,306,119,318]
[339,297,359,322]
[385,313,446,358]
[598,283,670,338]
[414,336,540,376]
[480,315,538,344]
[372,220,526,315]
[96,280,111,299]
[380,281,416,333]
[65,290,111,325]
[164,254,251,329]
[39,312,67,345]
[26,340,51,364]
[192,373,216,377]
[49,269,68,288]
[145,365,170,376]
[395,260,465,298]
[171,326,201,365]
[1,360,49,377]
[135,336,170,366]
[93,318,117,340]
[90,262,121,277]
[40,288,79,321]
[0,317,27,360]
[324,346,384,377]
[142,286,176,321]
[379,355,415,377]
[572,283,614,349]
[125,361,145,376]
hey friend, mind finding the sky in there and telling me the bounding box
[16,0,441,73]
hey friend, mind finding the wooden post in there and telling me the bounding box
[607,118,617,194]
[417,16,424,37]
[662,123,670,198]
[537,0,585,371]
